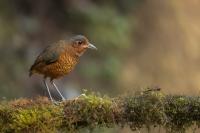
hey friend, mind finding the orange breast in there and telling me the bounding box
[41,52,78,79]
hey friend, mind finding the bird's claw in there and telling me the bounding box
[61,98,66,101]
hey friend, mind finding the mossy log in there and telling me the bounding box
[0,90,200,133]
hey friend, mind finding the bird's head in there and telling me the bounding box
[70,35,97,57]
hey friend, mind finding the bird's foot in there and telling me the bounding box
[61,97,66,101]
[53,101,59,105]
[52,100,63,105]
[48,97,59,105]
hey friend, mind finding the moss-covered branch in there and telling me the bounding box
[1,90,200,132]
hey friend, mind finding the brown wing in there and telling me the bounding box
[29,41,66,76]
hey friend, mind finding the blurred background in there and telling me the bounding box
[1,0,200,100]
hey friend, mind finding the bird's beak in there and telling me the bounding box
[88,43,97,50]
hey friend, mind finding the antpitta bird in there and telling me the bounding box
[29,35,97,102]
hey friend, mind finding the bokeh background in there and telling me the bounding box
[1,0,200,101]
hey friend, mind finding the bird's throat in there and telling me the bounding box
[75,49,87,57]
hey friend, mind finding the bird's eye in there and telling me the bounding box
[77,41,82,45]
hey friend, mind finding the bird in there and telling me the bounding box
[29,35,97,102]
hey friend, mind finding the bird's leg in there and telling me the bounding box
[43,79,54,102]
[51,81,65,101]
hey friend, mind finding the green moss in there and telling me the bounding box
[1,90,200,132]
[64,92,116,131]
[124,91,166,130]
[164,96,200,132]
[9,106,63,132]
[0,98,64,133]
